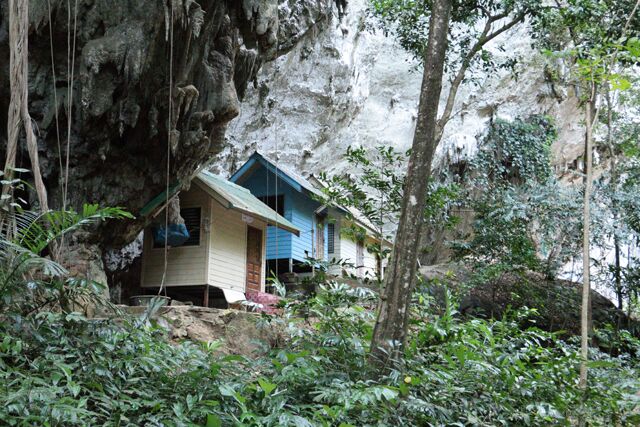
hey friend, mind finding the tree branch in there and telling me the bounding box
[435,13,525,141]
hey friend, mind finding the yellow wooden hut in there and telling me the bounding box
[140,171,299,306]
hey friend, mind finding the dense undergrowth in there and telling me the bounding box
[1,204,639,426]
[1,283,639,426]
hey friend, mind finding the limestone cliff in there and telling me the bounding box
[0,0,333,245]
[1,0,594,282]
[211,0,592,269]
[216,0,586,186]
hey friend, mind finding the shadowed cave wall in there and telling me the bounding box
[0,0,334,247]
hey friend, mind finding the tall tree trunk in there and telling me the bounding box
[579,90,596,391]
[369,0,452,368]
[1,0,22,208]
[604,86,624,314]
[629,241,636,325]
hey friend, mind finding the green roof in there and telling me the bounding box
[196,171,300,236]
[139,181,181,217]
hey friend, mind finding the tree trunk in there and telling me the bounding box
[614,240,623,309]
[605,86,624,315]
[2,0,49,215]
[629,241,636,325]
[579,92,596,391]
[603,88,625,329]
[369,0,452,368]
[1,0,22,208]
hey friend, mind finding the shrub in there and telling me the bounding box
[0,204,637,425]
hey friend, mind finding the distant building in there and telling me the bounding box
[140,171,299,306]
[230,152,389,279]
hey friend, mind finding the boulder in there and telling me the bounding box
[420,263,638,337]
[120,305,286,356]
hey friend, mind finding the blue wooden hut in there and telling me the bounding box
[229,152,329,274]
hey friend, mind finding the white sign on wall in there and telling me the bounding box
[242,214,255,224]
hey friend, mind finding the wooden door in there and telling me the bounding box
[246,226,263,292]
[316,216,325,260]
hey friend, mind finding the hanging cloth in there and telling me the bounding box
[153,197,189,246]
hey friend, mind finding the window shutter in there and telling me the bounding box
[181,207,201,246]
[327,223,335,254]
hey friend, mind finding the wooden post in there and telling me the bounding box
[203,285,209,307]
[288,258,293,274]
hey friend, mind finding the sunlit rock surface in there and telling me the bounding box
[217,0,584,181]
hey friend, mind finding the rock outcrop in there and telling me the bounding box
[210,0,592,269]
[0,0,333,246]
[121,305,285,356]
[420,264,637,337]
[215,0,585,181]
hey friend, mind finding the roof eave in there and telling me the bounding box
[231,205,300,236]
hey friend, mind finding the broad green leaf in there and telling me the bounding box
[206,414,222,427]
[258,378,277,396]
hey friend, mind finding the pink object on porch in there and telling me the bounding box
[245,291,281,315]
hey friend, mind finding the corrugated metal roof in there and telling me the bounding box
[196,171,300,236]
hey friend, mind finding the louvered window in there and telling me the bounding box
[327,223,335,254]
[152,207,201,248]
[181,207,201,246]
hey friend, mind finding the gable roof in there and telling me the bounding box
[195,171,299,236]
[229,152,391,245]
[229,151,324,199]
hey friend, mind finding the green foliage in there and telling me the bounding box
[298,257,362,289]
[1,204,133,316]
[319,145,405,242]
[457,189,540,271]
[1,280,639,425]
[288,283,377,364]
[532,0,640,315]
[531,0,640,55]
[0,204,248,426]
[594,325,640,357]
[406,294,640,426]
[319,145,459,277]
[532,0,640,105]
[14,204,133,255]
[424,178,461,229]
[1,204,637,425]
[590,85,640,307]
[0,312,243,425]
[368,0,539,76]
[0,168,31,212]
[474,116,555,186]
[454,116,582,277]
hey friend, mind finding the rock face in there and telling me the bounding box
[214,0,422,177]
[0,0,592,282]
[0,0,333,246]
[210,0,592,268]
[215,0,586,181]
[121,305,285,356]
